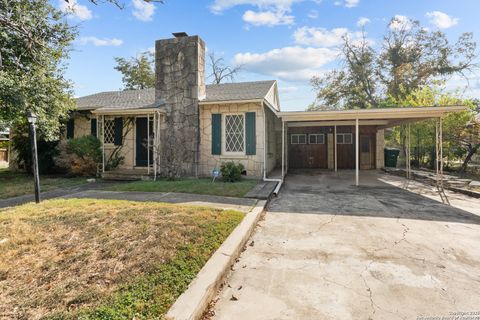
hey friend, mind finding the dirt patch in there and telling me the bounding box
[0,198,244,319]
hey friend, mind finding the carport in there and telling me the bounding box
[276,106,465,187]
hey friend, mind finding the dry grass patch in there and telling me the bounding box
[0,198,244,319]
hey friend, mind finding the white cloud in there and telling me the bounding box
[132,0,155,22]
[389,15,412,30]
[294,26,362,47]
[210,0,300,13]
[307,10,318,19]
[243,9,294,26]
[279,86,298,93]
[233,46,338,81]
[333,0,359,8]
[357,17,370,27]
[426,11,458,29]
[58,0,92,21]
[345,0,359,8]
[79,37,123,46]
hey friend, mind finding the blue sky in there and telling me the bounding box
[59,0,480,111]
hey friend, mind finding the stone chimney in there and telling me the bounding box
[155,33,206,177]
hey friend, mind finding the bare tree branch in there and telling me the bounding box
[207,52,242,84]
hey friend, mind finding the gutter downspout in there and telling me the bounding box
[263,104,283,196]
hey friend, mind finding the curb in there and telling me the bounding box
[165,200,267,320]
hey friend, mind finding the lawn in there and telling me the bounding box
[0,168,88,199]
[0,198,244,319]
[108,178,258,198]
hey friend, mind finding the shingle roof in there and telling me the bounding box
[75,80,276,111]
[76,88,155,111]
[202,80,276,102]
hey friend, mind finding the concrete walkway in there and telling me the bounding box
[212,171,480,319]
[62,190,257,212]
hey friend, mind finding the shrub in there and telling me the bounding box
[55,136,102,176]
[220,161,245,182]
[11,134,60,174]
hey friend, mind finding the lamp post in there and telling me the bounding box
[26,111,41,203]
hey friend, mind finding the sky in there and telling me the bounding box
[58,0,480,111]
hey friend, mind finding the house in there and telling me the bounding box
[68,33,464,184]
[0,128,9,163]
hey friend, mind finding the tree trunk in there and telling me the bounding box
[460,147,478,173]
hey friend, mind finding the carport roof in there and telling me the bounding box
[278,106,466,128]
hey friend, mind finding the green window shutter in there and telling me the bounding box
[211,114,222,155]
[245,112,256,155]
[114,117,123,146]
[66,118,74,139]
[90,119,97,137]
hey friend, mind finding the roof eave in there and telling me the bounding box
[199,98,264,105]
[278,106,466,121]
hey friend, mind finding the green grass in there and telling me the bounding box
[0,168,88,199]
[0,198,244,319]
[108,178,258,198]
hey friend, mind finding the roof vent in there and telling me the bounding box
[172,32,188,38]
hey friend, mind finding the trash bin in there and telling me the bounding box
[384,148,400,168]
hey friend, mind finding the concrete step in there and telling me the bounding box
[245,180,278,200]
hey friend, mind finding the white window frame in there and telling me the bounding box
[336,133,353,145]
[308,133,325,144]
[290,134,307,145]
[222,113,246,155]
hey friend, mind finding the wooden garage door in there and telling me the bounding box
[288,127,329,169]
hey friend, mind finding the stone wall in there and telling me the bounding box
[156,35,205,177]
[199,102,268,178]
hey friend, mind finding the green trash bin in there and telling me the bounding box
[384,148,400,168]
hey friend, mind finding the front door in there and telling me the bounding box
[360,135,373,169]
[135,117,153,167]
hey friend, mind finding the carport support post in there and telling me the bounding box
[334,125,337,172]
[282,120,285,178]
[435,117,444,189]
[355,118,359,186]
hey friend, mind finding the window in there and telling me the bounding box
[308,134,325,144]
[224,114,245,153]
[291,134,306,145]
[336,133,352,144]
[104,119,115,144]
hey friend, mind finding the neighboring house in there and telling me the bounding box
[67,33,464,183]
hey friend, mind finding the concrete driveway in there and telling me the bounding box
[212,170,480,320]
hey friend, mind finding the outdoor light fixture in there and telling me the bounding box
[26,110,41,203]
[26,111,37,125]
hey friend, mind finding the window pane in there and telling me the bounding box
[298,134,306,144]
[225,115,244,152]
[309,134,316,144]
[345,134,352,144]
[336,134,344,144]
[291,135,298,144]
[318,134,324,144]
[104,119,115,144]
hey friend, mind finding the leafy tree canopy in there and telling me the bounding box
[311,16,477,110]
[114,52,155,90]
[0,0,76,140]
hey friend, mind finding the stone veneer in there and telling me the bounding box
[156,35,206,177]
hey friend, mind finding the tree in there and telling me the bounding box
[207,52,242,84]
[311,17,477,110]
[114,52,155,90]
[0,0,76,140]
[387,87,478,171]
